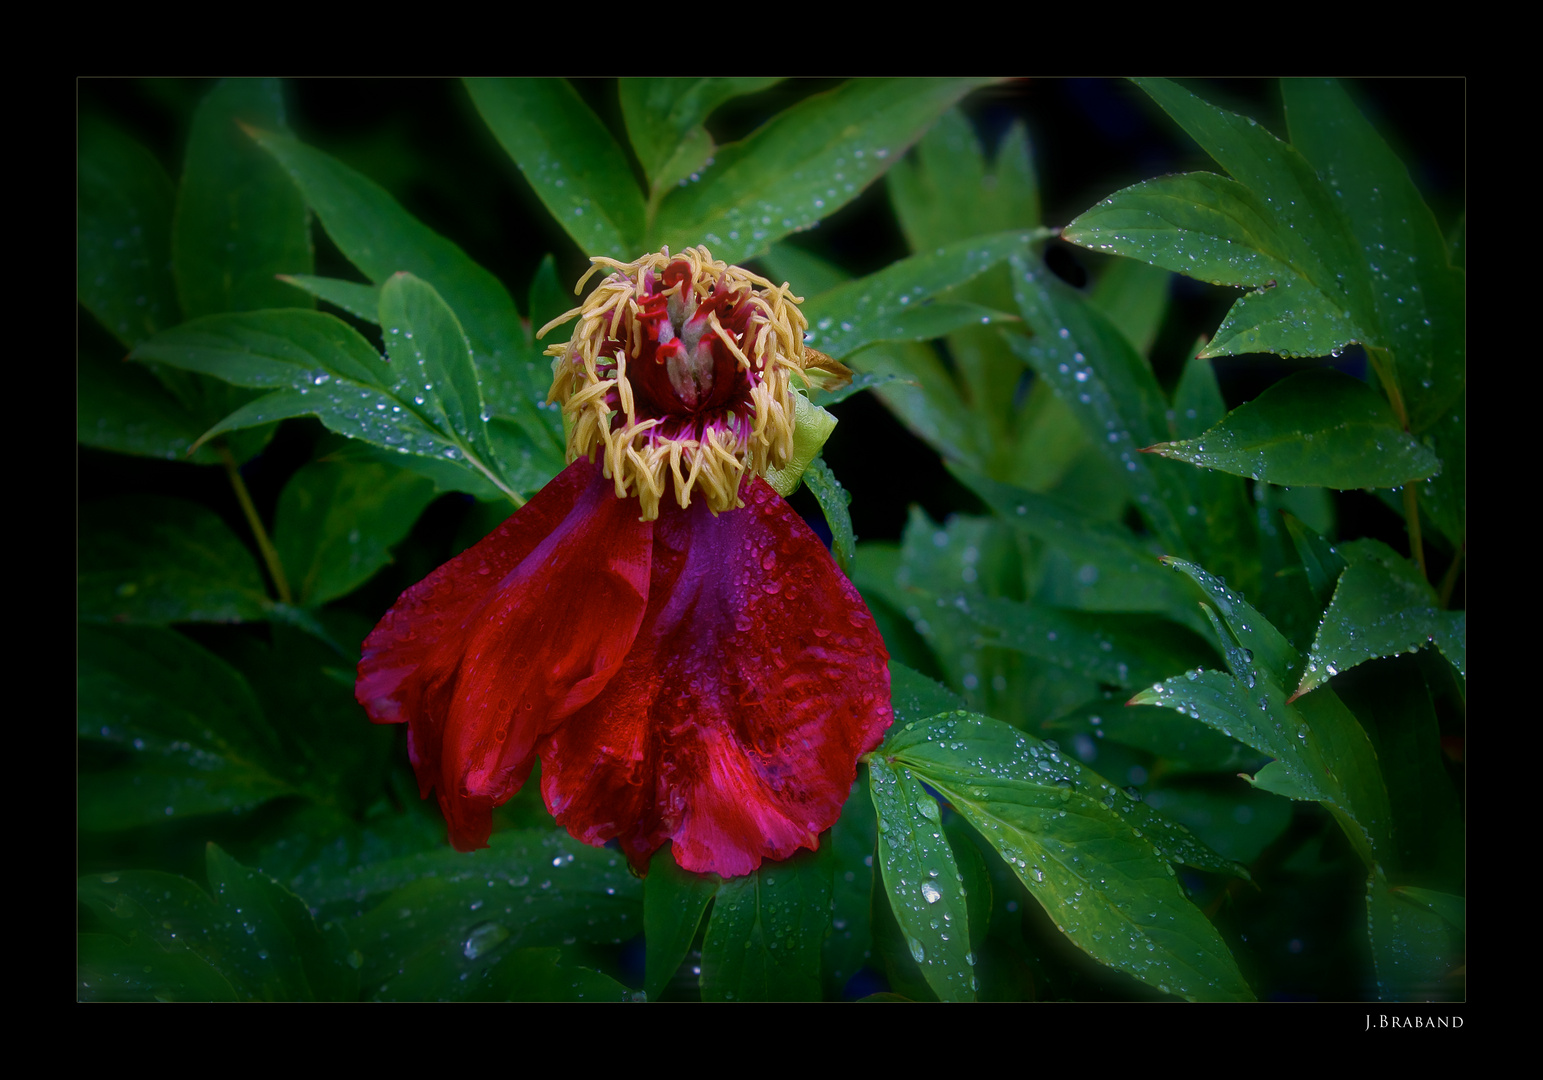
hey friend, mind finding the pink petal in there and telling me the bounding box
[357,461,652,850]
[540,478,892,876]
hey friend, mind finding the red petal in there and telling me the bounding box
[540,478,892,876]
[357,461,652,851]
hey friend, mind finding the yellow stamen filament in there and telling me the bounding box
[545,246,808,520]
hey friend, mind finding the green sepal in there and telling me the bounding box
[763,392,838,497]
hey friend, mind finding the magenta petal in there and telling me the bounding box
[540,478,892,876]
[356,461,652,850]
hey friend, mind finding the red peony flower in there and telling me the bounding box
[356,247,892,877]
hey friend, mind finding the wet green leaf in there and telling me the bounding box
[77,120,180,347]
[78,624,293,829]
[78,348,228,464]
[950,466,1208,636]
[701,846,832,1002]
[340,830,641,1000]
[1297,539,1465,697]
[619,77,782,194]
[174,79,313,319]
[203,844,358,1001]
[482,948,635,1002]
[1064,171,1360,360]
[378,271,498,478]
[1146,369,1440,489]
[1140,783,1293,866]
[129,310,512,497]
[79,495,271,625]
[1007,254,1192,555]
[78,932,240,1002]
[1367,865,1463,1002]
[1039,696,1264,776]
[824,778,879,997]
[800,456,855,570]
[802,231,1033,360]
[643,846,717,1002]
[248,125,528,416]
[79,845,356,1001]
[274,457,439,607]
[886,710,1252,1000]
[653,78,993,264]
[1132,558,1392,870]
[962,596,1217,692]
[1283,79,1465,431]
[466,78,646,259]
[868,757,976,1002]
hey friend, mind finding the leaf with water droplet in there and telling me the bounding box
[701,845,831,1002]
[868,758,975,1001]
[1145,369,1439,490]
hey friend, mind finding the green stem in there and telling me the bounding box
[1365,345,1409,431]
[1437,540,1465,609]
[219,443,293,605]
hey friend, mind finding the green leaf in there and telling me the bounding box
[78,624,293,829]
[1282,79,1465,431]
[643,847,717,1002]
[619,77,782,193]
[1064,171,1361,360]
[700,847,832,1002]
[800,456,856,570]
[275,457,438,607]
[824,780,879,997]
[1367,865,1463,1001]
[202,844,358,1001]
[378,271,498,473]
[1417,388,1465,547]
[248,126,527,413]
[78,933,240,1002]
[850,342,983,471]
[1007,253,1192,555]
[1395,887,1465,934]
[78,348,229,464]
[77,120,181,347]
[1333,654,1463,883]
[949,465,1209,636]
[867,759,976,1001]
[1140,783,1293,866]
[1284,513,1348,609]
[889,662,968,723]
[888,109,1042,253]
[1039,696,1264,776]
[1296,539,1465,697]
[465,78,646,258]
[885,710,1252,1000]
[79,846,357,1001]
[79,495,271,625]
[129,311,515,497]
[1089,257,1171,359]
[1132,558,1393,869]
[653,78,994,264]
[962,597,1217,692]
[340,830,641,1000]
[1146,368,1440,488]
[802,231,1034,360]
[173,79,313,319]
[279,274,380,321]
[481,948,635,1002]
